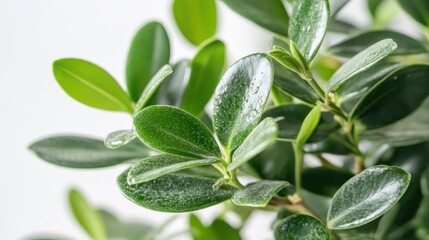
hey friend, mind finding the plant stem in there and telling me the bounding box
[229,169,244,188]
[307,77,326,100]
[292,143,303,196]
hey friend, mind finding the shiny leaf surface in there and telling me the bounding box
[134,106,221,158]
[117,170,236,212]
[274,214,330,240]
[126,22,170,101]
[173,0,217,45]
[232,180,288,207]
[289,0,330,62]
[157,60,190,106]
[128,154,221,184]
[181,39,225,116]
[326,39,397,92]
[53,58,134,113]
[327,165,411,229]
[302,167,354,197]
[213,54,273,151]
[104,130,136,149]
[228,118,278,171]
[296,105,321,147]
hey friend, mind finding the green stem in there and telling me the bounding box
[293,143,303,196]
[307,77,325,100]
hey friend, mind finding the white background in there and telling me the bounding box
[0,0,419,239]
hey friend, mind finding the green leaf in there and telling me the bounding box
[327,165,411,230]
[231,180,288,207]
[126,22,170,102]
[157,60,190,106]
[221,0,289,36]
[209,219,241,240]
[173,0,217,45]
[296,105,321,147]
[117,170,236,212]
[181,39,226,116]
[273,62,320,104]
[274,214,331,240]
[328,18,358,34]
[330,0,350,16]
[29,136,151,168]
[134,106,221,158]
[303,131,351,155]
[422,168,429,196]
[190,214,241,240]
[368,0,386,17]
[269,49,306,79]
[271,86,293,105]
[351,65,429,130]
[98,209,153,240]
[228,118,278,171]
[213,54,273,151]
[128,154,221,184]
[335,61,401,111]
[53,58,134,113]
[326,39,398,92]
[397,0,429,27]
[302,167,354,197]
[104,130,136,149]
[329,30,427,57]
[68,189,105,240]
[360,98,429,146]
[289,0,330,63]
[135,65,172,112]
[415,195,429,239]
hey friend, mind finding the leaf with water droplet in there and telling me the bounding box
[327,165,411,230]
[231,180,288,207]
[128,154,222,185]
[213,54,273,151]
[104,130,136,149]
[326,39,398,92]
[274,214,330,240]
[134,106,221,158]
[117,170,236,212]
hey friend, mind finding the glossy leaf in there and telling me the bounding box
[397,0,429,27]
[68,189,105,240]
[228,118,278,171]
[213,54,273,151]
[190,214,241,240]
[221,0,289,36]
[53,58,134,113]
[302,167,354,197]
[157,60,190,106]
[289,0,330,62]
[173,0,217,45]
[232,180,288,207]
[351,65,429,130]
[335,61,400,110]
[126,22,170,102]
[327,165,411,230]
[360,98,429,146]
[181,39,225,116]
[273,61,319,104]
[271,86,293,105]
[274,214,331,240]
[296,105,321,147]
[104,130,136,149]
[134,106,221,158]
[326,39,398,92]
[29,136,151,168]
[135,65,172,112]
[128,154,221,184]
[329,30,427,57]
[117,170,236,212]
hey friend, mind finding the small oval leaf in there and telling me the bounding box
[213,53,273,151]
[228,118,278,171]
[327,165,411,230]
[181,39,226,116]
[221,0,289,36]
[289,0,330,63]
[68,189,106,240]
[157,60,191,106]
[53,58,134,113]
[296,105,321,147]
[134,106,221,158]
[104,130,136,149]
[274,214,331,240]
[29,136,151,168]
[326,39,398,92]
[128,154,222,185]
[135,65,173,112]
[118,170,236,212]
[173,0,217,45]
[126,22,170,102]
[232,180,288,207]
